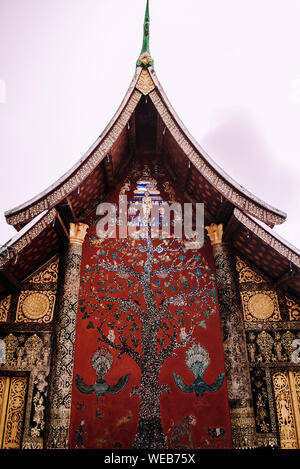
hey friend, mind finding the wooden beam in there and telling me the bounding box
[0,270,22,292]
[156,114,164,154]
[183,191,215,225]
[274,268,299,290]
[103,154,115,188]
[223,213,240,242]
[53,211,69,245]
[56,197,77,225]
[127,115,136,155]
[215,199,234,225]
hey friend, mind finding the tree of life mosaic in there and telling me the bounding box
[69,160,232,449]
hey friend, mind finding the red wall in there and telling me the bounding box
[69,159,232,449]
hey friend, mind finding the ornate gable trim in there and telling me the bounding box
[148,68,286,227]
[5,71,143,229]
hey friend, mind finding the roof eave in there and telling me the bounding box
[147,67,287,227]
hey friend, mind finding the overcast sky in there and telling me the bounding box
[0,0,299,249]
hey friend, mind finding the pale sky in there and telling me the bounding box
[0,0,299,249]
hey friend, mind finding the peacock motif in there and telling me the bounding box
[173,343,225,400]
[75,348,129,407]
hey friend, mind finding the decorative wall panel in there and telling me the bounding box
[236,256,265,284]
[241,291,281,322]
[0,296,11,323]
[0,376,10,447]
[250,368,272,433]
[286,297,300,321]
[29,258,59,284]
[0,332,52,449]
[236,255,300,448]
[272,372,299,449]
[16,291,56,324]
[1,377,28,449]
[69,159,232,449]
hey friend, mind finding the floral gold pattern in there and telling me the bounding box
[272,372,299,449]
[16,291,56,323]
[240,291,281,322]
[29,258,59,284]
[0,332,51,449]
[285,296,300,321]
[0,377,28,449]
[136,69,155,95]
[236,257,264,284]
[0,295,11,322]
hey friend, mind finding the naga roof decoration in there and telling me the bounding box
[0,0,299,298]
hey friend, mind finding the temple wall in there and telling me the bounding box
[235,255,300,448]
[68,160,232,449]
[0,257,59,449]
[1,167,299,450]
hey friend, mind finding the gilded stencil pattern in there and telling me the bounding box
[136,69,155,95]
[212,244,256,448]
[47,244,84,449]
[272,372,298,449]
[29,258,59,284]
[250,369,271,433]
[1,377,28,449]
[0,377,10,447]
[295,372,300,415]
[240,290,281,322]
[286,297,300,321]
[236,257,264,284]
[0,295,11,322]
[0,332,51,449]
[16,290,56,323]
[247,330,300,363]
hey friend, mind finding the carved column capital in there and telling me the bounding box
[205,223,223,246]
[69,223,89,245]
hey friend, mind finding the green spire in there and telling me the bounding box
[136,0,154,68]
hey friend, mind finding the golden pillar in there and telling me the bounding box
[206,223,257,449]
[46,222,88,449]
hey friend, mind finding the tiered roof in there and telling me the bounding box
[1,1,299,298]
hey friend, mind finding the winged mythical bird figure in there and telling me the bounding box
[173,343,224,400]
[75,348,129,405]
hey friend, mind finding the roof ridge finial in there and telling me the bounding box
[136,0,154,68]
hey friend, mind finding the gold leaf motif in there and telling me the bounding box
[285,296,300,321]
[272,372,299,449]
[136,69,155,96]
[240,290,281,322]
[69,223,89,245]
[29,258,59,284]
[205,223,223,246]
[16,291,56,323]
[138,52,153,67]
[3,334,19,367]
[0,295,11,322]
[236,257,264,284]
[1,377,28,449]
[256,331,274,362]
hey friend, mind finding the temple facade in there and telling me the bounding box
[0,1,299,450]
